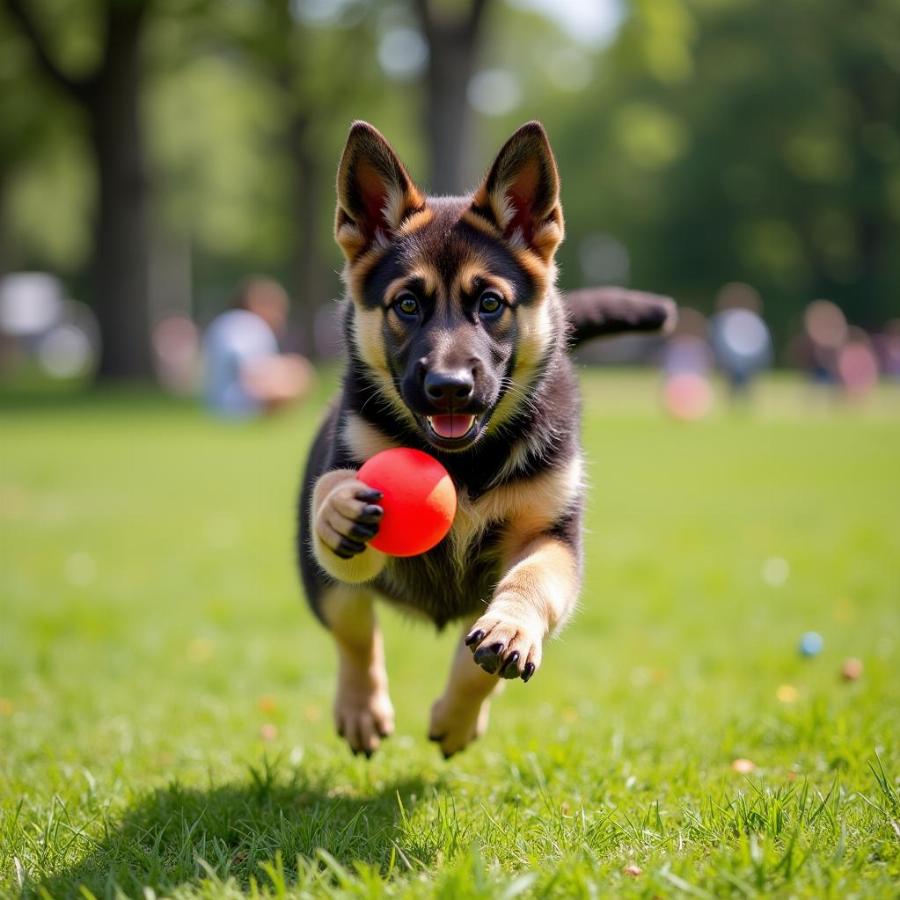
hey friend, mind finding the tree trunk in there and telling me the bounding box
[854,216,886,328]
[88,8,153,379]
[290,119,327,358]
[415,0,490,195]
[0,173,9,275]
[424,26,479,194]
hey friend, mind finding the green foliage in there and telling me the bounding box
[1,0,898,340]
[545,0,900,336]
[1,372,898,897]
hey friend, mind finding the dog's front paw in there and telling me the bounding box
[334,684,395,758]
[465,607,545,682]
[428,693,492,758]
[316,479,383,560]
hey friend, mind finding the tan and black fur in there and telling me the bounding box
[298,121,674,758]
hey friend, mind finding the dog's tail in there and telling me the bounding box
[564,287,677,349]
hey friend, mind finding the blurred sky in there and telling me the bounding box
[510,0,626,46]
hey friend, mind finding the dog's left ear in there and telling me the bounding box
[335,121,425,262]
[471,121,563,262]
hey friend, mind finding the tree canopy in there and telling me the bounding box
[1,0,897,366]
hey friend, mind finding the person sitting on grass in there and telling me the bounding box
[203,277,314,418]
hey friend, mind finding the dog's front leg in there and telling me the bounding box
[312,469,393,756]
[311,469,387,584]
[465,535,580,682]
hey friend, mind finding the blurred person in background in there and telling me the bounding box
[661,307,714,421]
[203,277,314,418]
[709,282,773,401]
[789,300,882,400]
[874,320,900,381]
[796,300,848,385]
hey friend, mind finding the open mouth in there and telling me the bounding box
[427,414,476,439]
[423,413,482,448]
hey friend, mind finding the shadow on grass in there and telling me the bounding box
[34,759,434,899]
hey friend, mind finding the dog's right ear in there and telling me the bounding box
[335,121,425,263]
[471,121,563,262]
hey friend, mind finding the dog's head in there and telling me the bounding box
[334,121,564,452]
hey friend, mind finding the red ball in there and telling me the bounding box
[357,448,457,557]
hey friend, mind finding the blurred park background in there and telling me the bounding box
[3,3,900,895]
[0,0,899,388]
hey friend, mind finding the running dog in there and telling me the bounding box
[298,121,673,757]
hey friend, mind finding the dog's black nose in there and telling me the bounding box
[423,369,474,406]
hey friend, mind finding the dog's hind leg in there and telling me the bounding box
[428,624,502,758]
[319,584,394,757]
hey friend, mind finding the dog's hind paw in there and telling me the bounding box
[428,694,491,758]
[334,688,395,758]
[465,612,543,682]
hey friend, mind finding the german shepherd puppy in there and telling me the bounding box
[298,121,673,758]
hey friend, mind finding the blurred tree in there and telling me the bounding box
[250,0,379,355]
[0,22,47,273]
[2,0,154,378]
[204,0,384,355]
[488,0,900,345]
[3,0,896,367]
[412,0,492,193]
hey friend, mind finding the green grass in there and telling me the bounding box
[1,372,898,898]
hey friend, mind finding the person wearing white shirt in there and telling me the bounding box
[204,278,313,417]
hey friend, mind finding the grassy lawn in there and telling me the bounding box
[1,372,898,898]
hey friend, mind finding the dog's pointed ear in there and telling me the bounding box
[335,121,425,262]
[471,121,563,261]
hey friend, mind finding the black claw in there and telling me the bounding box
[363,749,374,760]
[442,751,454,760]
[500,651,521,679]
[337,537,366,557]
[358,504,384,524]
[465,629,485,647]
[522,662,536,683]
[427,732,444,743]
[356,488,384,502]
[349,521,379,540]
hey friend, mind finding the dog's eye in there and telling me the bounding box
[394,293,419,318]
[478,291,503,318]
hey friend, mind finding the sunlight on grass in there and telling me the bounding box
[1,373,898,897]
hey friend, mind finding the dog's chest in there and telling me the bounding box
[372,456,583,627]
[375,489,505,627]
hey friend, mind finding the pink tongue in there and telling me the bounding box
[431,414,474,439]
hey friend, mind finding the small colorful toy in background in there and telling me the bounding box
[798,631,824,657]
[663,372,714,421]
[840,657,863,681]
[357,448,457,557]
